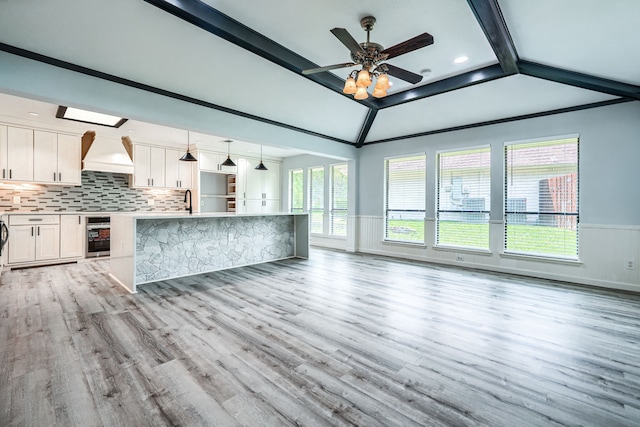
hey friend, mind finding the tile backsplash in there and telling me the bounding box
[0,171,187,212]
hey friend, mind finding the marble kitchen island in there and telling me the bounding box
[109,212,308,293]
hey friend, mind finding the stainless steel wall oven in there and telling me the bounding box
[86,216,110,257]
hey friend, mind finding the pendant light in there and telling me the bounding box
[221,140,236,167]
[255,145,268,171]
[179,131,197,161]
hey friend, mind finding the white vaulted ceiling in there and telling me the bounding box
[0,0,638,150]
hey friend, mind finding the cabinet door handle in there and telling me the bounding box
[2,168,5,179]
[9,169,12,179]
[78,216,81,225]
[147,178,150,186]
[28,218,43,221]
[151,178,154,186]
[37,226,40,236]
[59,172,62,181]
[31,226,34,237]
[54,172,57,181]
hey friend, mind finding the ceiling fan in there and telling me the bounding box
[302,16,434,100]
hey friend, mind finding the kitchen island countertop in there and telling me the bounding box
[109,211,309,293]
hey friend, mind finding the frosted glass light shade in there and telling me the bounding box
[376,73,390,89]
[356,69,372,87]
[354,86,369,100]
[372,87,387,98]
[343,77,357,94]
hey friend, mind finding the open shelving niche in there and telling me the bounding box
[199,171,236,213]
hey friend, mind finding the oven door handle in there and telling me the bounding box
[87,225,111,230]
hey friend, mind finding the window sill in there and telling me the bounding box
[432,245,492,256]
[311,233,346,240]
[382,240,427,249]
[500,252,582,265]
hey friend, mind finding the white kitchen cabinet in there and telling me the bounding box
[33,131,82,185]
[1,126,34,182]
[165,148,193,189]
[8,215,60,264]
[60,214,85,259]
[133,144,165,187]
[199,151,237,174]
[236,158,281,213]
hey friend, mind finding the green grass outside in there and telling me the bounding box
[386,219,577,257]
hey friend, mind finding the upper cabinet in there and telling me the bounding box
[132,144,194,189]
[0,125,34,182]
[132,144,165,188]
[1,125,81,185]
[33,130,81,185]
[165,148,193,189]
[199,151,238,174]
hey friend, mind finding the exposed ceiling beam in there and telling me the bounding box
[519,61,640,100]
[371,64,507,109]
[466,0,519,74]
[141,0,379,106]
[356,109,378,148]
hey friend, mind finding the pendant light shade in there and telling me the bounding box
[255,145,268,171]
[221,140,236,167]
[179,150,197,162]
[180,133,197,162]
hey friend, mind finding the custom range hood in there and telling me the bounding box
[81,131,134,174]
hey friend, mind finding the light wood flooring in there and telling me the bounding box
[1,248,640,426]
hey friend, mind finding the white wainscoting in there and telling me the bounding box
[354,216,640,292]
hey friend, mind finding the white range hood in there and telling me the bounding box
[82,132,134,175]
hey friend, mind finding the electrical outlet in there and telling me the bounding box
[228,232,234,242]
[147,199,155,206]
[456,255,464,262]
[625,259,636,270]
[12,196,20,204]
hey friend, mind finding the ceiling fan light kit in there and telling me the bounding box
[303,15,434,101]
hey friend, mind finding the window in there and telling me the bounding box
[505,136,579,259]
[289,169,304,213]
[437,147,491,250]
[309,166,324,234]
[330,163,348,236]
[384,154,426,243]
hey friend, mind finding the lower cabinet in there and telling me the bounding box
[8,214,85,265]
[60,214,85,259]
[8,215,60,264]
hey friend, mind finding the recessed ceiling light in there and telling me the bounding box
[56,106,127,128]
[420,68,432,76]
[454,56,469,64]
[28,112,39,116]
[128,129,135,133]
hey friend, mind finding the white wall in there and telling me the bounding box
[356,102,640,291]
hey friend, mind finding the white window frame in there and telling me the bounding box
[383,153,427,245]
[435,145,491,251]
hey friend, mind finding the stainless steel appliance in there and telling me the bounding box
[86,216,110,257]
[0,216,8,275]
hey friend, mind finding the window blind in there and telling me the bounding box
[384,154,426,243]
[437,147,491,249]
[309,166,324,234]
[290,169,304,213]
[505,136,579,259]
[330,163,348,236]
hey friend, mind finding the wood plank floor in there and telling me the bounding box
[1,248,640,426]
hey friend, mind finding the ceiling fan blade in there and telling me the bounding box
[384,63,424,85]
[302,62,356,75]
[380,32,434,60]
[330,27,366,56]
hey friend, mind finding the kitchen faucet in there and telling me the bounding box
[184,189,193,214]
